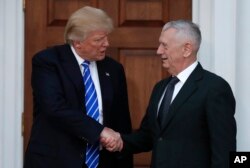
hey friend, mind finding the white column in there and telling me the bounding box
[235,0,250,151]
[0,0,24,167]
[193,0,250,151]
[0,0,4,166]
[193,0,236,90]
[192,0,214,71]
[213,0,236,90]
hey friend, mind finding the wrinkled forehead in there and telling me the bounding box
[159,28,178,42]
[84,30,109,39]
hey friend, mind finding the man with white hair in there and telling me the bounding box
[105,20,236,168]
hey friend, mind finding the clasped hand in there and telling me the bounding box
[100,127,123,152]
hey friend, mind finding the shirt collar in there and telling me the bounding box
[176,61,198,83]
[70,45,86,66]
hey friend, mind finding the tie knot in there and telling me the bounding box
[169,76,179,86]
[81,60,90,69]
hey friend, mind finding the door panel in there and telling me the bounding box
[24,0,192,167]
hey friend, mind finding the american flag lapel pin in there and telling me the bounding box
[105,72,110,76]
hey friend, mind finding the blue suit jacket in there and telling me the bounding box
[123,63,236,168]
[24,44,133,168]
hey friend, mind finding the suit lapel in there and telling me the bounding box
[96,60,112,125]
[56,44,85,103]
[161,63,204,131]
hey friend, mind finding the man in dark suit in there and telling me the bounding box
[105,20,236,168]
[24,6,133,168]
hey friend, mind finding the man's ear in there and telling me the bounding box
[183,42,192,58]
[72,40,82,49]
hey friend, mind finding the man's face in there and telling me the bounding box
[156,28,186,76]
[75,30,109,61]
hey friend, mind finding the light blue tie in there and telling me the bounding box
[82,60,100,168]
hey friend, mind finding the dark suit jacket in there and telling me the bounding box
[24,44,133,168]
[123,63,236,168]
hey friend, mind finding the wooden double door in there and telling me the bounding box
[24,0,191,167]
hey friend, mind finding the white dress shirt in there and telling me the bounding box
[71,46,103,124]
[157,61,198,112]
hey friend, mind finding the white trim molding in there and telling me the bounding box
[193,0,250,151]
[235,0,250,151]
[0,0,24,168]
[193,0,236,90]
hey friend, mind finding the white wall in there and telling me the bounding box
[193,0,250,150]
[235,0,250,151]
[0,0,24,168]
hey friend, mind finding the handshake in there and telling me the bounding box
[100,127,124,152]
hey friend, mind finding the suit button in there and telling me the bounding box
[80,153,84,158]
[158,137,163,141]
